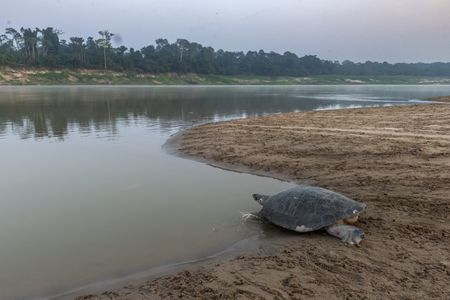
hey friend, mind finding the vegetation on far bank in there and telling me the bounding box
[1,26,450,79]
[1,68,450,85]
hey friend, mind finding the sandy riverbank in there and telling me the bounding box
[80,98,450,299]
[2,67,450,85]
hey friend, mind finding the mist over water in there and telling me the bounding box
[1,85,450,299]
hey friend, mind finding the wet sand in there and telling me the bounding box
[80,98,450,299]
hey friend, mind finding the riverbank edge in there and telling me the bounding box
[162,95,449,181]
[164,130,301,185]
[50,235,272,300]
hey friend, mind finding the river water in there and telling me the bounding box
[1,85,449,299]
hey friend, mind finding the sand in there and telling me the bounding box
[79,99,450,299]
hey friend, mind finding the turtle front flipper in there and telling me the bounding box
[326,224,365,246]
[240,211,263,223]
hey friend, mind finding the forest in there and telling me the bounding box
[1,27,449,76]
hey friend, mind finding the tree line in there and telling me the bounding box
[1,26,449,76]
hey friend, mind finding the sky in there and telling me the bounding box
[1,0,449,63]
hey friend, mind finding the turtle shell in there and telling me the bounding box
[259,185,366,232]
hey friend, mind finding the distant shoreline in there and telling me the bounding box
[2,68,450,86]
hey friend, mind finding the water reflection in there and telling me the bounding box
[3,85,449,140]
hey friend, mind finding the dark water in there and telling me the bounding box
[1,85,449,299]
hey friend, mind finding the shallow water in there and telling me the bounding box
[1,85,450,299]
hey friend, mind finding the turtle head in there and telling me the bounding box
[252,193,269,205]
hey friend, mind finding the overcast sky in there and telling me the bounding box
[1,0,449,62]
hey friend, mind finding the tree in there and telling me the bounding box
[0,34,12,52]
[40,27,61,56]
[96,30,114,70]
[69,37,85,65]
[5,28,23,51]
[20,27,39,62]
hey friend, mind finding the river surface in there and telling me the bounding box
[1,85,450,299]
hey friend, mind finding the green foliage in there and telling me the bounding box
[0,26,450,77]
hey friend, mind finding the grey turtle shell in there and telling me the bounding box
[259,185,366,232]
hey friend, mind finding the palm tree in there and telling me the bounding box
[97,30,114,70]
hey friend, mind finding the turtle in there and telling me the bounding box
[247,185,366,245]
